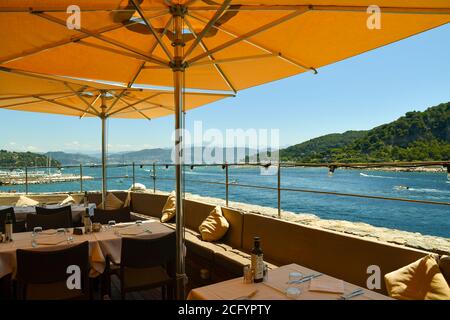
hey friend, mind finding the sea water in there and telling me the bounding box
[1,166,448,238]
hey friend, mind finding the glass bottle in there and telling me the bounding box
[251,236,264,283]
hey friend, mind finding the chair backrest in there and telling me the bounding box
[92,207,132,224]
[0,207,17,232]
[121,232,176,272]
[36,205,72,215]
[26,211,72,231]
[16,241,90,299]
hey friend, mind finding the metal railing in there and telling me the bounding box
[1,161,448,217]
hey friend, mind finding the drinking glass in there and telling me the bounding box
[243,264,254,284]
[31,226,42,247]
[285,287,301,298]
[289,271,303,282]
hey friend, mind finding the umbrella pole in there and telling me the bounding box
[171,5,187,300]
[101,99,107,209]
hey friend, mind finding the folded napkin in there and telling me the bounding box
[41,229,58,235]
[35,236,67,246]
[119,226,149,236]
[309,277,345,294]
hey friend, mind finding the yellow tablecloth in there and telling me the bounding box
[0,219,173,278]
[187,264,393,300]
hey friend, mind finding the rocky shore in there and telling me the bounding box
[175,190,450,256]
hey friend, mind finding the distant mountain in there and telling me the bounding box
[108,148,172,163]
[0,150,60,167]
[44,151,100,166]
[279,102,450,163]
[108,147,258,164]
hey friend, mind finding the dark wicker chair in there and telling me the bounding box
[26,211,72,231]
[16,241,90,300]
[105,232,176,300]
[92,207,132,225]
[0,207,25,233]
[36,205,72,215]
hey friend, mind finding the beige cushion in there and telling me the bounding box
[101,193,124,210]
[198,206,229,242]
[15,195,39,207]
[59,195,76,206]
[161,191,176,223]
[384,254,450,300]
[439,255,450,285]
[123,191,131,208]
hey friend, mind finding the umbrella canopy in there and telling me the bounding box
[0,1,449,92]
[1,0,449,299]
[0,67,232,118]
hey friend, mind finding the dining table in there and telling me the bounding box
[187,263,393,300]
[0,218,174,279]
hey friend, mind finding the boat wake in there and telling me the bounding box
[360,173,395,179]
[394,185,450,194]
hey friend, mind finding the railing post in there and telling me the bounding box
[277,162,281,218]
[153,162,156,193]
[225,163,229,207]
[80,164,83,192]
[132,162,136,188]
[25,166,28,195]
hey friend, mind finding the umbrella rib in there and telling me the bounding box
[183,16,237,93]
[105,89,128,114]
[32,12,169,67]
[0,93,77,109]
[188,13,317,73]
[108,92,152,120]
[76,41,169,66]
[108,92,163,117]
[129,0,173,61]
[0,92,73,101]
[183,0,232,62]
[0,16,162,65]
[186,5,450,15]
[189,53,275,67]
[187,9,308,65]
[64,83,101,116]
[80,94,102,119]
[128,17,174,88]
[32,95,97,116]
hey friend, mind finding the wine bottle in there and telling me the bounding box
[4,212,13,242]
[251,236,264,283]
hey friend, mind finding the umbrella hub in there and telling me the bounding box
[169,4,188,18]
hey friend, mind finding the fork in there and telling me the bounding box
[339,289,364,300]
[233,289,258,300]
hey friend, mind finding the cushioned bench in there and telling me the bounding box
[126,191,448,295]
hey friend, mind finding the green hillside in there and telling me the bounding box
[0,150,61,167]
[280,102,450,163]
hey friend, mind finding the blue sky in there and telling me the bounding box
[1,23,449,154]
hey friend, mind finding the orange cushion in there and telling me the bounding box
[384,255,450,300]
[199,206,229,242]
[161,191,176,223]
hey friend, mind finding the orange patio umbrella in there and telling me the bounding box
[0,66,232,206]
[1,0,449,298]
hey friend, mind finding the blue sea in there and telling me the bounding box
[1,165,449,238]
